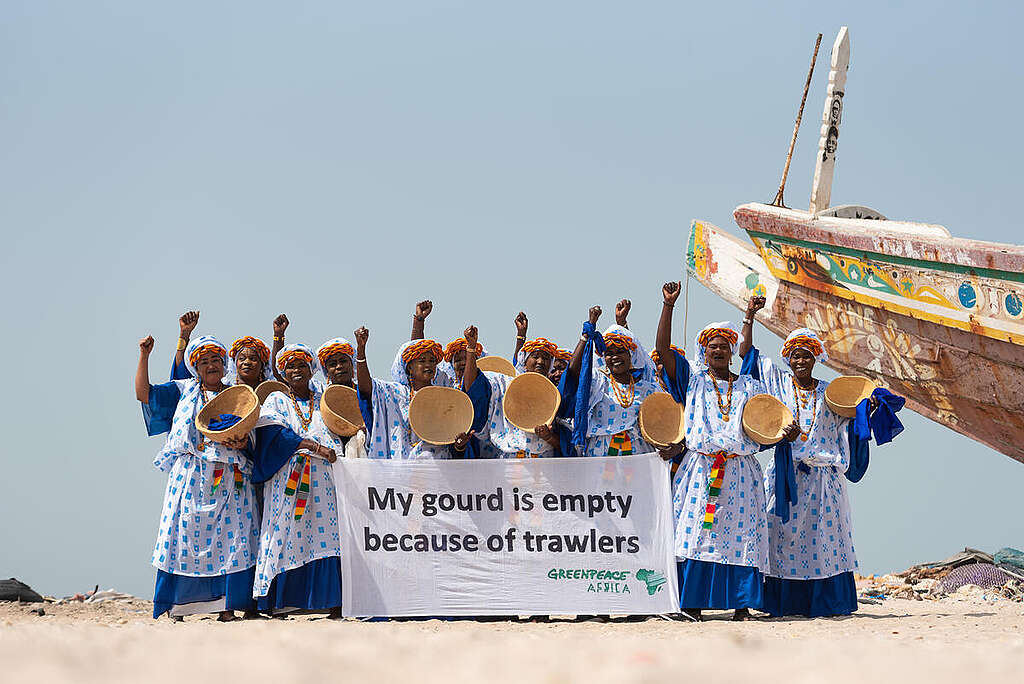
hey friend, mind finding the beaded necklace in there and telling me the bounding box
[605,370,635,408]
[791,376,818,442]
[289,388,315,432]
[705,369,734,421]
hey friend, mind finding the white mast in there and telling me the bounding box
[809,27,850,214]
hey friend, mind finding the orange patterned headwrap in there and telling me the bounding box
[229,336,270,364]
[521,337,558,357]
[603,332,638,352]
[781,333,824,360]
[277,347,314,371]
[698,327,739,349]
[318,341,355,365]
[443,338,484,362]
[402,339,443,364]
[650,345,683,363]
[553,347,572,362]
[189,343,226,368]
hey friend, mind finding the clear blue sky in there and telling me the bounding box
[1,1,1020,597]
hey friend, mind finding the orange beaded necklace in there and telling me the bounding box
[706,369,734,421]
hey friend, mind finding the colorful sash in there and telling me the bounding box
[607,431,633,456]
[211,464,245,495]
[702,451,739,530]
[283,454,312,520]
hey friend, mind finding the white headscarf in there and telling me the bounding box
[780,327,829,366]
[595,325,658,381]
[693,321,742,370]
[226,336,273,384]
[389,339,446,387]
[184,336,228,378]
[275,343,316,392]
[315,337,356,378]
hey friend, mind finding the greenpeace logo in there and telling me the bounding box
[546,568,667,596]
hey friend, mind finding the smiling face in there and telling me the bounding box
[548,358,567,385]
[234,347,264,387]
[406,351,438,389]
[704,335,733,374]
[604,343,632,379]
[283,357,312,393]
[194,352,226,388]
[788,347,816,382]
[524,350,552,376]
[324,353,354,386]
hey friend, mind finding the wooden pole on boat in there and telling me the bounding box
[809,27,850,214]
[771,33,821,208]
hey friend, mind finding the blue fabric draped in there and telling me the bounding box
[569,321,605,451]
[844,421,870,483]
[257,556,342,612]
[153,567,256,618]
[676,559,763,610]
[657,348,691,404]
[457,371,493,459]
[772,441,799,523]
[250,425,304,484]
[555,356,579,458]
[739,345,759,378]
[141,381,183,437]
[208,413,242,431]
[762,572,858,617]
[357,390,374,440]
[170,356,191,381]
[854,388,905,445]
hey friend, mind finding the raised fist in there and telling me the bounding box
[588,306,602,325]
[273,314,290,336]
[615,299,631,326]
[179,311,200,338]
[662,281,681,305]
[354,326,370,348]
[139,335,155,355]
[414,300,433,320]
[514,312,528,335]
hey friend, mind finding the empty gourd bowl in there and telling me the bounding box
[825,375,878,418]
[639,392,685,448]
[408,386,474,445]
[320,384,365,437]
[476,356,517,377]
[742,393,794,445]
[255,380,289,404]
[503,372,560,433]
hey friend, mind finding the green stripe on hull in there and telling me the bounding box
[744,229,1024,284]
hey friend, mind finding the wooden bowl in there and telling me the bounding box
[476,356,517,377]
[741,393,794,445]
[255,380,289,404]
[197,385,260,443]
[503,372,560,433]
[320,384,364,437]
[408,386,474,445]
[825,375,878,418]
[639,392,685,447]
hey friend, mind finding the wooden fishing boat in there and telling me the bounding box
[687,28,1024,464]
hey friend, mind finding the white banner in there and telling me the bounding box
[333,453,678,617]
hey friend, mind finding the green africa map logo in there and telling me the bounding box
[546,568,667,595]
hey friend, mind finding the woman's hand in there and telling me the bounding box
[139,335,155,356]
[746,295,766,316]
[354,326,369,349]
[535,424,559,447]
[314,443,337,463]
[179,311,200,339]
[414,300,433,321]
[615,299,631,326]
[453,430,475,452]
[588,306,602,325]
[658,439,685,461]
[464,325,478,348]
[223,434,249,450]
[515,311,528,336]
[273,314,289,337]
[869,394,880,411]
[782,421,802,442]
[662,281,681,306]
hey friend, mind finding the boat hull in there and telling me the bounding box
[687,219,1024,465]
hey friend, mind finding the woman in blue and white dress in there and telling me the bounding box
[655,282,768,621]
[460,325,562,458]
[251,344,342,616]
[136,334,259,621]
[564,304,662,458]
[352,326,474,459]
[738,296,874,618]
[314,337,368,459]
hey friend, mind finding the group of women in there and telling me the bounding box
[135,286,899,622]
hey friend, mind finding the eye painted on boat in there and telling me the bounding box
[1005,292,1022,319]
[958,282,978,309]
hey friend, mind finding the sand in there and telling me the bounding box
[1,597,1022,684]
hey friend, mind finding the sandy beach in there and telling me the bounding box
[2,595,1022,684]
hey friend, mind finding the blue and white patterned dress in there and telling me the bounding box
[253,389,342,601]
[478,371,557,458]
[581,370,661,457]
[672,369,768,570]
[755,354,858,580]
